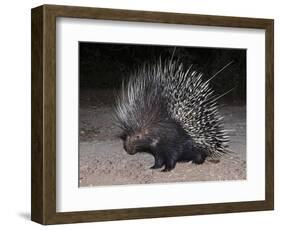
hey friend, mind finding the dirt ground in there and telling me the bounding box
[79,89,246,187]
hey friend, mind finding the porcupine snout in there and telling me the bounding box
[123,134,140,155]
[123,132,152,155]
[123,137,136,155]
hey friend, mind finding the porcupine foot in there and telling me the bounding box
[185,143,208,164]
[191,148,208,164]
[150,154,164,169]
[161,158,177,172]
[192,153,207,164]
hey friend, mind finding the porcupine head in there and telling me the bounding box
[117,89,172,156]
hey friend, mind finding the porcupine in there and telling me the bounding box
[114,58,231,172]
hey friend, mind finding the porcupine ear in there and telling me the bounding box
[118,132,127,141]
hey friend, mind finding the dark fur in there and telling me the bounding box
[121,119,208,172]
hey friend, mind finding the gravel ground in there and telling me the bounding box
[79,89,246,187]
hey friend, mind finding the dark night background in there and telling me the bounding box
[79,42,247,186]
[79,42,246,103]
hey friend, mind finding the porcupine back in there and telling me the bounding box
[115,59,229,159]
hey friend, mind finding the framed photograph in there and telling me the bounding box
[31,4,274,225]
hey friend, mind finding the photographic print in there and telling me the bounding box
[31,5,273,224]
[79,43,246,187]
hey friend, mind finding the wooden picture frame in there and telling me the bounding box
[31,4,274,225]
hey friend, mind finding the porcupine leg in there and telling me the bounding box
[192,154,206,164]
[191,148,207,164]
[162,158,177,172]
[161,152,178,172]
[150,153,165,169]
[182,141,207,164]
